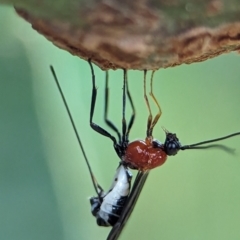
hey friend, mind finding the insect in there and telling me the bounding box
[50,61,240,240]
[50,66,133,228]
[90,164,132,226]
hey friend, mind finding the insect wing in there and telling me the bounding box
[107,170,149,240]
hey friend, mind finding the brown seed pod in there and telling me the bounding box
[10,0,240,70]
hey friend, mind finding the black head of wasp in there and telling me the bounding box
[50,60,240,240]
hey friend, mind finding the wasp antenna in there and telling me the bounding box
[180,132,240,150]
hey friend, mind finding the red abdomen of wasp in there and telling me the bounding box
[124,139,167,171]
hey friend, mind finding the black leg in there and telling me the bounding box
[88,59,118,146]
[122,69,127,144]
[125,71,135,142]
[104,71,121,144]
[50,65,103,200]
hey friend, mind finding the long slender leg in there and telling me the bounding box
[104,71,121,143]
[148,70,162,136]
[104,69,135,147]
[122,69,127,144]
[88,59,118,147]
[144,70,153,137]
[50,65,103,200]
[126,71,135,142]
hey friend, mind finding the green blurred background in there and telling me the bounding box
[1,5,240,240]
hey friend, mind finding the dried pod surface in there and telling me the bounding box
[9,0,240,70]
